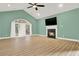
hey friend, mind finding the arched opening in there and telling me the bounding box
[11,19,32,37]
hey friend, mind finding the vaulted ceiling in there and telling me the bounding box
[0,3,79,19]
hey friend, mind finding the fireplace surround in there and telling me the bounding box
[46,26,57,38]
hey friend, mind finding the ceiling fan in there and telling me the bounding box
[27,3,45,11]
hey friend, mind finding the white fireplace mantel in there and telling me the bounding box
[46,25,57,38]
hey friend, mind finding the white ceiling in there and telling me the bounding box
[0,3,79,19]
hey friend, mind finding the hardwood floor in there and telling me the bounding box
[0,36,79,56]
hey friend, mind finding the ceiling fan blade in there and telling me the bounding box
[35,7,38,10]
[27,6,33,8]
[34,3,37,5]
[37,5,45,7]
[28,3,34,5]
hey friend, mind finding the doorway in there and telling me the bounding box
[11,19,32,37]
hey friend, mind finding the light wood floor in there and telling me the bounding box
[0,36,79,56]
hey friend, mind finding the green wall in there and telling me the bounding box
[37,8,79,40]
[1,8,79,40]
[0,10,38,37]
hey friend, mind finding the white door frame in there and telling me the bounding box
[11,19,32,37]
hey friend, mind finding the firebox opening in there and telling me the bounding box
[48,29,56,39]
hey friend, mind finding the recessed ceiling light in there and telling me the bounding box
[8,4,11,7]
[58,4,63,7]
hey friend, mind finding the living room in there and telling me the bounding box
[0,3,79,56]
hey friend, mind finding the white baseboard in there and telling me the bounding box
[0,35,79,43]
[0,34,37,40]
[0,36,31,40]
[37,35,79,42]
[32,34,39,36]
[38,34,47,36]
[0,36,16,40]
[32,34,79,42]
[32,34,46,36]
[0,34,46,40]
[57,37,79,42]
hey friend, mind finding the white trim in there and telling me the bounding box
[0,35,31,40]
[0,36,17,40]
[0,34,39,40]
[11,19,32,37]
[32,34,79,42]
[32,34,39,36]
[57,37,79,42]
[1,35,79,43]
[32,34,47,36]
[38,34,47,36]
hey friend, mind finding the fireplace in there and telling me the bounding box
[48,29,56,38]
[46,26,57,39]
